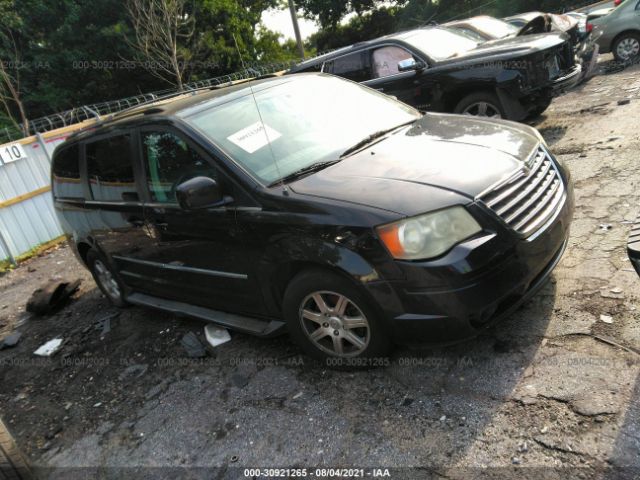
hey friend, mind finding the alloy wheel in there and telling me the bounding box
[617,38,640,60]
[94,259,121,300]
[299,291,370,357]
[462,101,502,118]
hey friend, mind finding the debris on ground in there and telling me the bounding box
[204,324,231,348]
[601,287,624,299]
[26,279,81,316]
[33,338,63,357]
[617,98,631,106]
[598,224,613,231]
[600,315,614,324]
[96,312,118,337]
[180,332,207,358]
[0,332,22,350]
[119,364,148,381]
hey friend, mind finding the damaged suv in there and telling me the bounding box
[289,26,582,121]
[52,74,573,361]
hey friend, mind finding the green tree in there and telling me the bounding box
[295,0,388,30]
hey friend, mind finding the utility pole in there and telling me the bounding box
[288,0,305,60]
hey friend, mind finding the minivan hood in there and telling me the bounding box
[290,113,541,217]
[439,31,567,64]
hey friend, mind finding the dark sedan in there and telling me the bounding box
[52,74,573,361]
[288,26,582,121]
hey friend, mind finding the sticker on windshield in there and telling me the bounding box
[227,121,281,154]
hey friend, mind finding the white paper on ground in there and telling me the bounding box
[204,325,232,347]
[227,121,282,154]
[34,338,63,356]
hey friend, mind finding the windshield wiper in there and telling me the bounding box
[269,160,342,187]
[339,121,415,159]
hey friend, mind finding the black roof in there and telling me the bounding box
[66,75,294,142]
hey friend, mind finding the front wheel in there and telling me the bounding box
[283,270,391,362]
[613,32,640,63]
[454,92,505,119]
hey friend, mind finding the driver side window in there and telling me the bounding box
[371,46,415,79]
[141,130,217,204]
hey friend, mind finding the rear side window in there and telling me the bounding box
[86,134,137,202]
[326,52,372,82]
[142,130,217,204]
[52,145,82,199]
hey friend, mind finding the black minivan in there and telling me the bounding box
[52,74,573,361]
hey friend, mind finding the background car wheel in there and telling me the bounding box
[86,250,128,307]
[283,269,391,362]
[0,418,34,480]
[454,92,505,119]
[613,32,640,62]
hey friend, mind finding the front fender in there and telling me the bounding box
[261,234,380,283]
[256,232,396,317]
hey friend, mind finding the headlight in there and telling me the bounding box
[376,207,482,260]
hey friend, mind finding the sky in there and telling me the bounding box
[261,7,319,41]
[262,2,397,41]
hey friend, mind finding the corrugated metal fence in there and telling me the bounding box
[0,123,91,265]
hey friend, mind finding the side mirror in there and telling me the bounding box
[175,176,229,210]
[398,58,426,73]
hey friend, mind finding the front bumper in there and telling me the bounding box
[369,181,574,345]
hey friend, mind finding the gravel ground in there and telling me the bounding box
[1,61,640,480]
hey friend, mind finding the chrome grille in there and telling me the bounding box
[479,147,565,237]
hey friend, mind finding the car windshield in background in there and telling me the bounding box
[469,17,520,38]
[184,76,421,185]
[404,28,480,60]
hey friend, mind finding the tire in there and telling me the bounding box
[526,97,553,120]
[86,249,128,307]
[612,32,640,63]
[0,418,34,480]
[454,91,505,119]
[283,269,391,362]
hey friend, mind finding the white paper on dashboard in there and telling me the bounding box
[227,121,282,154]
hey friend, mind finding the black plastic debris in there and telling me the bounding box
[0,332,21,350]
[181,332,207,358]
[26,279,81,316]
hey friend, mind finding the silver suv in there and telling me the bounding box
[591,0,640,61]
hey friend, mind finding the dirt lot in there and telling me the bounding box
[1,60,640,480]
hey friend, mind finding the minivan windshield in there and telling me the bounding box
[184,76,421,185]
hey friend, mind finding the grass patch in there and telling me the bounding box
[0,236,67,274]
